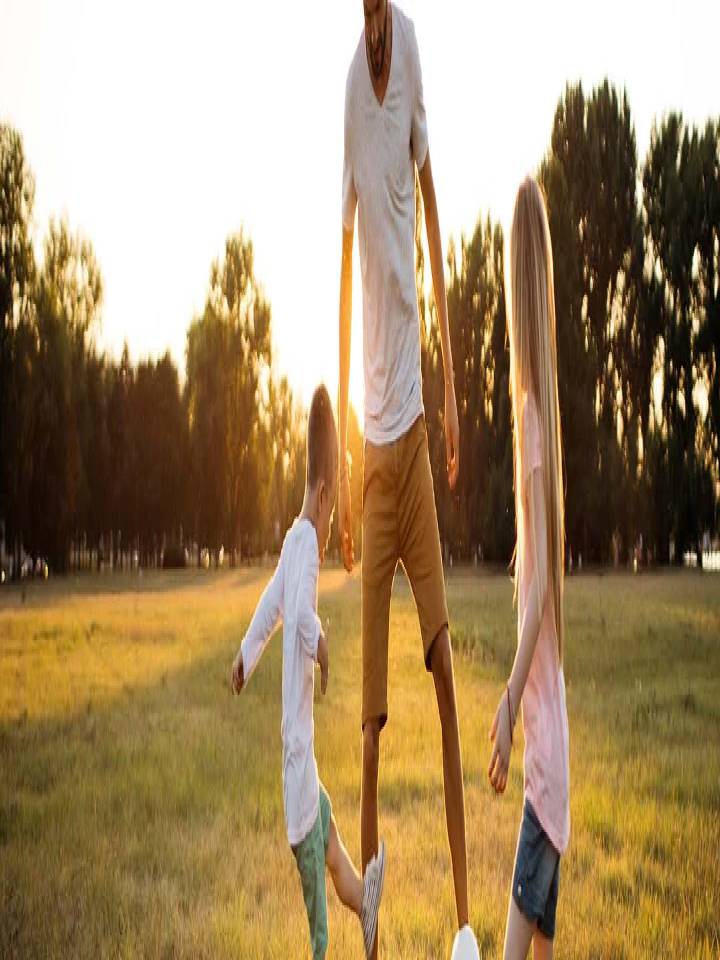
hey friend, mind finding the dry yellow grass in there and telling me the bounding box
[1,568,718,957]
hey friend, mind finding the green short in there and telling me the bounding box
[291,784,332,960]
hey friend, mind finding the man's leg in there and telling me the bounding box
[361,718,381,873]
[398,417,470,930]
[429,626,469,929]
[361,717,381,957]
[360,437,395,959]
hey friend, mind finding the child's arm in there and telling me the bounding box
[488,466,548,792]
[231,558,285,694]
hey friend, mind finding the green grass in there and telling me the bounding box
[1,568,719,957]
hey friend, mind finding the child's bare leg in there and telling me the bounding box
[503,895,534,960]
[533,931,553,960]
[326,815,363,916]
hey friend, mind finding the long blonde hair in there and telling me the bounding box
[506,177,565,662]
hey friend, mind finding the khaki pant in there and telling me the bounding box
[361,415,449,729]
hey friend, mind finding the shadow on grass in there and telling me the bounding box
[0,636,288,956]
[0,571,362,958]
[2,570,719,956]
[0,566,285,609]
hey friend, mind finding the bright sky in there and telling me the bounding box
[2,0,718,418]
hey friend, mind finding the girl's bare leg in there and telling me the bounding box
[533,930,553,960]
[503,894,535,960]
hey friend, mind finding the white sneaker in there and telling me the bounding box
[360,840,386,958]
[450,923,481,960]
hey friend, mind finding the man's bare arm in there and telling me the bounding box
[338,225,355,571]
[418,151,460,490]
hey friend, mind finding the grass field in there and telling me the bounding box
[1,567,719,958]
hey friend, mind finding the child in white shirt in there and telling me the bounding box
[231,385,385,959]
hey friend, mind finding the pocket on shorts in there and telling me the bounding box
[513,800,559,921]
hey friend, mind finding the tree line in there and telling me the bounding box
[0,79,718,574]
[421,81,718,567]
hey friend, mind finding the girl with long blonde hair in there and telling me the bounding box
[488,176,570,958]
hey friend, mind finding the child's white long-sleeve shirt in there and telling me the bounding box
[240,518,322,846]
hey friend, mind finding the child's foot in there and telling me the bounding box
[360,839,386,958]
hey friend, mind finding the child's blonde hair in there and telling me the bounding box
[506,176,565,662]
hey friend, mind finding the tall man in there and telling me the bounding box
[338,3,477,955]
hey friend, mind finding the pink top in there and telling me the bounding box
[518,394,570,854]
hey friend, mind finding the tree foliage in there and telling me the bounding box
[1,84,718,573]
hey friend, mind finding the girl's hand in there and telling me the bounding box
[231,651,244,695]
[488,688,513,793]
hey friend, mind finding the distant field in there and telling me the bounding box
[1,568,719,958]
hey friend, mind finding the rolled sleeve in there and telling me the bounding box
[297,531,322,661]
[342,73,357,231]
[409,22,429,170]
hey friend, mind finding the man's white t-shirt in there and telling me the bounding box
[342,5,429,445]
[239,518,322,847]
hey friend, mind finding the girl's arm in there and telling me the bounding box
[232,557,285,693]
[488,467,549,792]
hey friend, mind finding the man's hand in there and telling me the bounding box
[445,377,460,491]
[338,456,354,572]
[231,651,244,695]
[317,627,329,695]
[488,686,513,794]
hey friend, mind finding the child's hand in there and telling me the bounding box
[317,627,329,695]
[231,651,244,695]
[488,687,513,793]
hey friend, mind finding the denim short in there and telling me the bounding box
[512,798,561,939]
